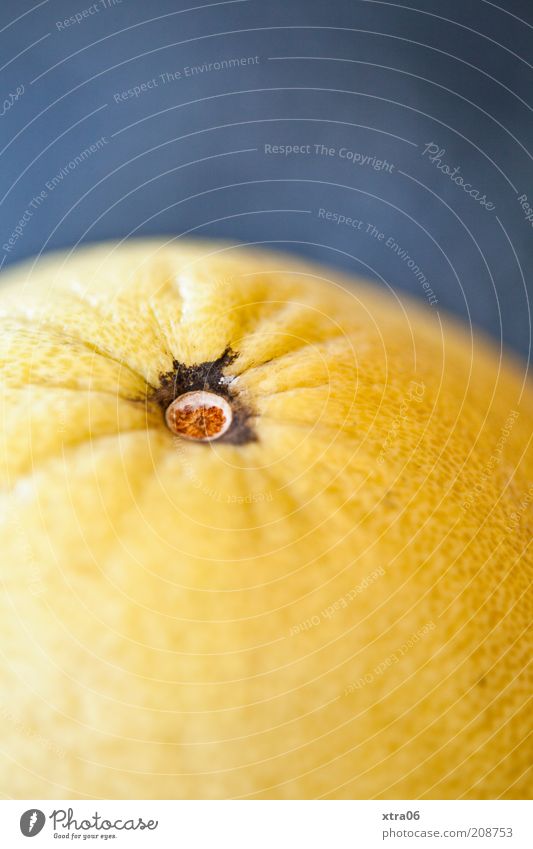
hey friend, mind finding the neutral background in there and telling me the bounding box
[1,0,532,358]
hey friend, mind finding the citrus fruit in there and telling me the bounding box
[0,240,531,799]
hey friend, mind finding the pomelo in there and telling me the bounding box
[0,240,531,799]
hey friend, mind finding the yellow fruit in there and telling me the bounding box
[0,240,531,800]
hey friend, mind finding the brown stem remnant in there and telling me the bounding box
[151,347,256,445]
[165,391,232,442]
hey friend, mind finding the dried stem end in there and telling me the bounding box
[165,390,232,442]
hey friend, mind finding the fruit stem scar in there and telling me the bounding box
[152,347,257,445]
[165,391,232,441]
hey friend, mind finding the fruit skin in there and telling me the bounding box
[0,239,531,800]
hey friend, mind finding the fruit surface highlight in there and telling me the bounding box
[0,240,531,799]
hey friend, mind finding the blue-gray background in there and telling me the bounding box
[1,0,532,359]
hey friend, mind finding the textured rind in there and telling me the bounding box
[0,239,531,799]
